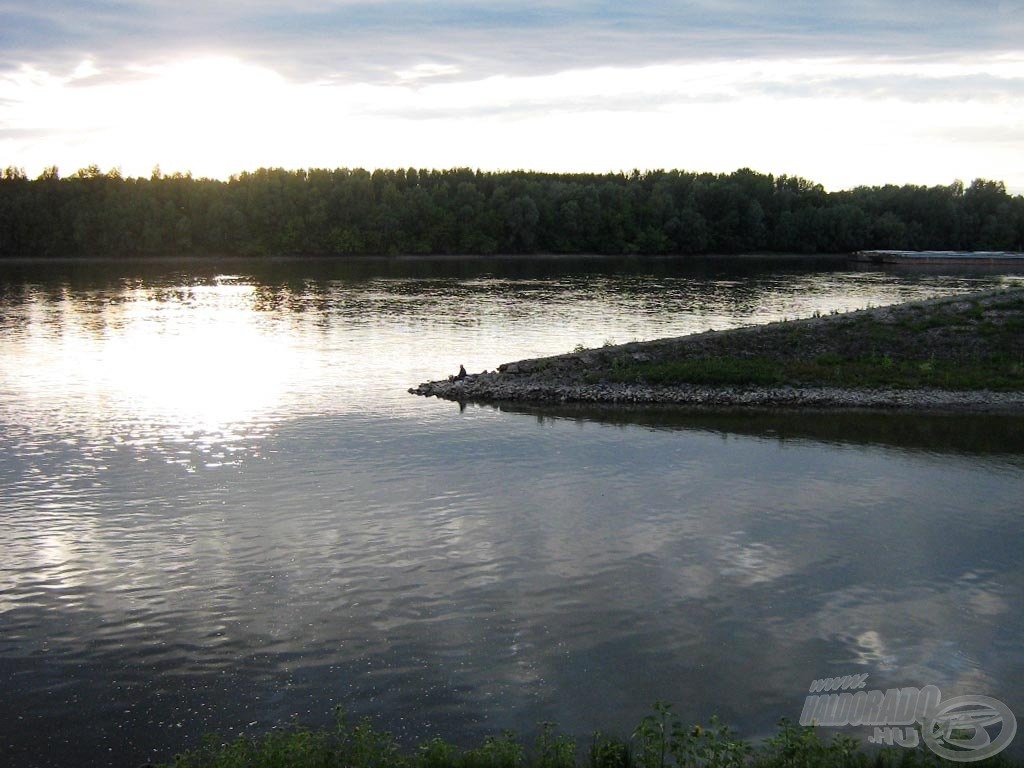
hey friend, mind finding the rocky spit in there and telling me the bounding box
[410,287,1024,412]
[410,377,1024,411]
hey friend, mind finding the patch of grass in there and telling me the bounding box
[155,704,1024,768]
[988,296,1024,311]
[905,315,952,333]
[608,357,787,387]
[607,354,1024,391]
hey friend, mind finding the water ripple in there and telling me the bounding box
[2,259,1023,767]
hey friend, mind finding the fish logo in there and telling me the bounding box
[922,695,1017,762]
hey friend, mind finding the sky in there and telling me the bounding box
[1,0,1023,192]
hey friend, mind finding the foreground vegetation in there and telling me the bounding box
[1,165,1023,257]
[158,704,1019,768]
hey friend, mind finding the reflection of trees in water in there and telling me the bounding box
[490,403,1024,462]
[0,256,1013,352]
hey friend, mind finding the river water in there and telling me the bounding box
[1,256,1022,767]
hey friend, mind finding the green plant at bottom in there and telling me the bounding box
[159,703,1024,768]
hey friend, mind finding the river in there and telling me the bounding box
[1,256,1022,766]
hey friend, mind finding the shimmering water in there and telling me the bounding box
[1,256,1023,767]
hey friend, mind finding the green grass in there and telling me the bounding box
[567,291,1024,394]
[604,354,1024,391]
[881,295,1024,343]
[600,357,787,387]
[157,703,1022,768]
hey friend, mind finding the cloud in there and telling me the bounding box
[330,55,1024,125]
[2,1,1023,84]
[2,50,1023,192]
[2,2,1023,191]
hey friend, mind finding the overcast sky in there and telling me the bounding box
[2,1,1023,191]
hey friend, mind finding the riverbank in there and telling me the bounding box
[411,287,1024,411]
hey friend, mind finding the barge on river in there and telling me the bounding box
[851,250,1024,265]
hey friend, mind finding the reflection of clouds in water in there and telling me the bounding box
[956,570,1012,618]
[614,525,812,603]
[716,535,796,586]
[1,406,1021,764]
[670,563,717,601]
[849,630,899,671]
[803,572,1012,691]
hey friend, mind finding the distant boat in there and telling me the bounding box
[850,250,1024,265]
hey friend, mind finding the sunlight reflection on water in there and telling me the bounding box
[2,261,1019,438]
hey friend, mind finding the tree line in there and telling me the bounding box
[1,164,1022,257]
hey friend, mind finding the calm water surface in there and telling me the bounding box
[1,257,1023,767]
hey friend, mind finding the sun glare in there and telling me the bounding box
[1,52,1022,190]
[4,281,311,445]
[121,58,295,176]
[104,285,299,433]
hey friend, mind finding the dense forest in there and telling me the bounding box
[1,164,1022,257]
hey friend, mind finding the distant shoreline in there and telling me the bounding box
[411,287,1024,413]
[5,168,1021,259]
[0,252,852,264]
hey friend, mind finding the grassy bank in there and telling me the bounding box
[412,287,1024,408]
[158,704,1019,768]
[606,352,1024,391]
[596,290,1024,391]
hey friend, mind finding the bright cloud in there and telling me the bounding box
[1,2,1023,191]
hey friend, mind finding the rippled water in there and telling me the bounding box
[1,256,1023,767]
